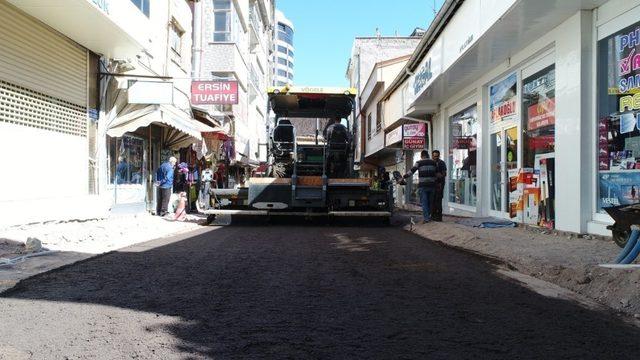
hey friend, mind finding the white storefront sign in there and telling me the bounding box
[127,81,174,105]
[386,126,403,146]
[408,38,443,106]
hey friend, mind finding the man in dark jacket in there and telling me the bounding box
[404,150,437,223]
[432,150,447,221]
[156,156,177,216]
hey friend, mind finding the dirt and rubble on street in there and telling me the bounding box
[1,223,639,359]
[0,213,207,293]
[404,213,640,318]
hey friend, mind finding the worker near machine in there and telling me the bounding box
[156,156,177,217]
[404,150,437,223]
[323,118,349,142]
[323,118,350,178]
[432,150,447,222]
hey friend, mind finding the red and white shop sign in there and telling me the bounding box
[403,137,426,149]
[402,123,427,150]
[191,81,239,105]
[527,98,555,131]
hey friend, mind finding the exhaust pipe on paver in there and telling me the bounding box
[615,225,640,264]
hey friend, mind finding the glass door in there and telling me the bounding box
[489,126,519,216]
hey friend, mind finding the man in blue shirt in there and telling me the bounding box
[156,156,177,216]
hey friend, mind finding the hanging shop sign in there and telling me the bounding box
[127,80,174,105]
[402,123,426,150]
[191,81,239,105]
[489,73,518,124]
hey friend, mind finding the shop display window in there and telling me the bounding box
[108,135,146,185]
[449,105,478,207]
[597,20,640,211]
[522,65,555,167]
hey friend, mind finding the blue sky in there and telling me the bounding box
[276,0,443,87]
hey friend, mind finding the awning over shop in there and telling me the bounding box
[107,104,216,149]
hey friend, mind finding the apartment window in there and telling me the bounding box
[130,0,150,17]
[213,0,232,42]
[376,102,382,133]
[288,49,294,57]
[170,22,184,55]
[367,113,373,139]
[288,72,294,80]
[277,45,288,54]
[277,57,288,66]
[277,81,287,86]
[288,61,294,69]
[277,69,287,77]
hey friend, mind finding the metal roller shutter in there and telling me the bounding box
[0,0,88,137]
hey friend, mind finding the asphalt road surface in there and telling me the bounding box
[1,220,639,359]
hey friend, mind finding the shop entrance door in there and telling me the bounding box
[489,126,519,217]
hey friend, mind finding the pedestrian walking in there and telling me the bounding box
[432,150,447,222]
[404,150,438,223]
[156,156,177,216]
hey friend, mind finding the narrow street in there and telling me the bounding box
[0,222,639,359]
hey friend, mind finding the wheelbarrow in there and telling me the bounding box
[605,204,640,247]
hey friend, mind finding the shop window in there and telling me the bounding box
[597,21,640,212]
[108,135,146,185]
[449,105,478,207]
[520,65,556,227]
[523,65,556,167]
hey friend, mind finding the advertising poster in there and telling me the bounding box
[527,98,555,131]
[489,73,518,124]
[599,172,640,208]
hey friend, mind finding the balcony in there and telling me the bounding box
[7,0,148,59]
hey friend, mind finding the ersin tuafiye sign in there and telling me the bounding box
[191,81,239,105]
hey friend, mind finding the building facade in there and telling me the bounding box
[375,0,640,236]
[0,0,213,226]
[191,0,275,182]
[345,36,422,172]
[272,9,295,86]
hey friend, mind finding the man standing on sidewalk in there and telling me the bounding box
[404,150,437,223]
[156,156,177,216]
[432,150,447,222]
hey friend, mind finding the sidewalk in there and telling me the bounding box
[404,214,640,318]
[0,214,207,293]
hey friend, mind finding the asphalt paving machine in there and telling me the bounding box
[197,86,393,220]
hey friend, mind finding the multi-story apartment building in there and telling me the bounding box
[272,10,295,86]
[0,0,209,225]
[191,0,275,181]
[345,35,422,171]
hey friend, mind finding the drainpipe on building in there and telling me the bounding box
[192,0,202,79]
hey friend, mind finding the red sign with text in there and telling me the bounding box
[191,81,239,105]
[527,98,555,131]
